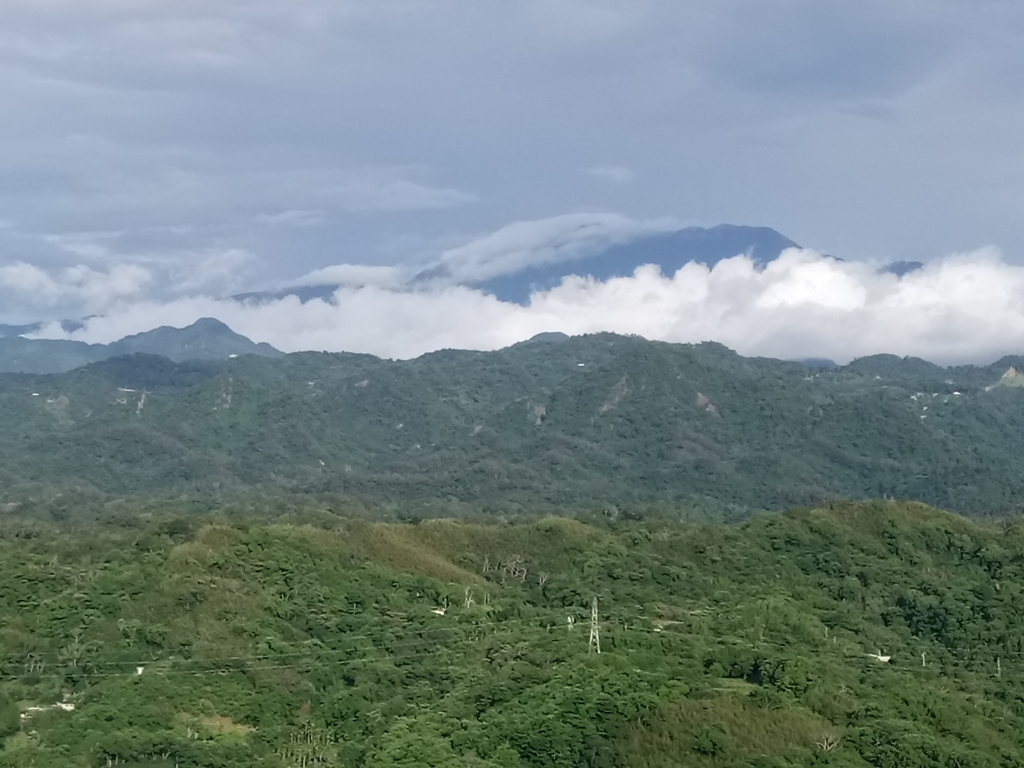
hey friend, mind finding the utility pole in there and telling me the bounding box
[589,597,601,655]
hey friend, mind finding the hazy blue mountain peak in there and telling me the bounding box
[253,224,801,308]
[471,224,799,304]
[0,318,281,374]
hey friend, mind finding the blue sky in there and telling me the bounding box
[2,1,1024,361]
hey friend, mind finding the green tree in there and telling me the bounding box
[0,692,19,739]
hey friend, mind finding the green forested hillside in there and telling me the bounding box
[4,333,1024,518]
[2,501,1024,767]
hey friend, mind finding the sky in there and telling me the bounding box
[3,1,1024,362]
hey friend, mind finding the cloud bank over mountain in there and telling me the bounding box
[23,239,1024,366]
[413,213,680,286]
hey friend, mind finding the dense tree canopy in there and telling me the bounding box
[2,501,1024,766]
[4,335,1024,519]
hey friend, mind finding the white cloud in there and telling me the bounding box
[171,248,255,294]
[422,212,679,284]
[587,165,633,183]
[30,247,1024,366]
[0,262,60,299]
[0,260,151,312]
[290,263,406,289]
[0,247,254,318]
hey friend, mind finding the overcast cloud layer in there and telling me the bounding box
[4,1,1024,362]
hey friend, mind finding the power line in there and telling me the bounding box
[1,612,585,669]
[7,601,1024,687]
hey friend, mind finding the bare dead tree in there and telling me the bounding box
[500,555,528,582]
[815,733,841,752]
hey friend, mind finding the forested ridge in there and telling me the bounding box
[5,333,1024,518]
[2,501,1024,766]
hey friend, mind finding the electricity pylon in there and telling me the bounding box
[589,597,601,654]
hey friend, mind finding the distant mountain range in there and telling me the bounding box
[231,223,923,307]
[230,224,801,306]
[4,225,930,343]
[0,318,281,374]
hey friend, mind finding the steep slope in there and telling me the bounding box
[2,502,1024,767]
[3,335,1024,516]
[107,318,283,362]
